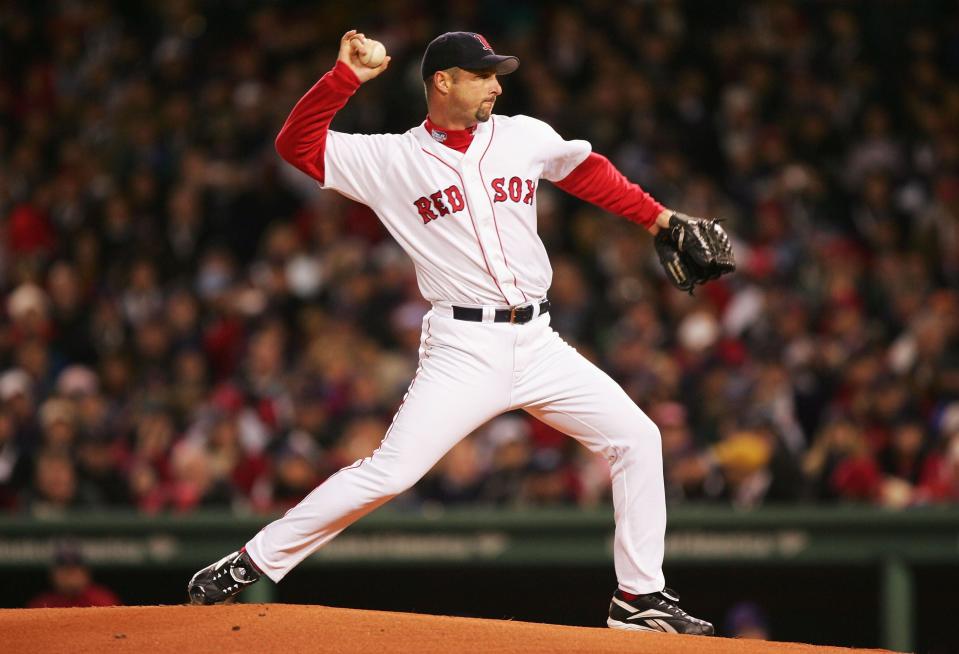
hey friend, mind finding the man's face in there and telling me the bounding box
[446,67,502,123]
[52,564,90,595]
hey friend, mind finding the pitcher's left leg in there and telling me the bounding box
[514,330,665,594]
[513,325,713,635]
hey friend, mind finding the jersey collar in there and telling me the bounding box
[415,116,493,169]
[424,116,477,153]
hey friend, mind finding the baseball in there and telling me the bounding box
[354,37,386,68]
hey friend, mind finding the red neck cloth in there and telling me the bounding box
[424,116,476,153]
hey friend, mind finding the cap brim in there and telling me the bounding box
[464,54,520,76]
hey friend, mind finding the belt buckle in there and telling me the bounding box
[510,304,534,324]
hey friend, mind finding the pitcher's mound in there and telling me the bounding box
[1,604,893,653]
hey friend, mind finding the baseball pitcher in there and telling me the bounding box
[188,30,734,635]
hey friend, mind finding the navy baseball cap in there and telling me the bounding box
[53,541,85,567]
[421,32,520,80]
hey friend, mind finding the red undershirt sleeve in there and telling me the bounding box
[274,61,361,184]
[554,152,665,229]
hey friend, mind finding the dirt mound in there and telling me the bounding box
[1,604,892,653]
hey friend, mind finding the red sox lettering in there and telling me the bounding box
[414,177,535,225]
[491,177,536,205]
[414,185,465,224]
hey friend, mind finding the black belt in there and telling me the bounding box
[452,300,550,324]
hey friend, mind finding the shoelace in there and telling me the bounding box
[617,587,704,623]
[655,596,686,614]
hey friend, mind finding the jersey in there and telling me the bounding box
[322,115,590,306]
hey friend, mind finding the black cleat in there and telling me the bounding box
[188,549,261,605]
[607,588,714,635]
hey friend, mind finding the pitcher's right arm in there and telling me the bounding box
[275,30,391,185]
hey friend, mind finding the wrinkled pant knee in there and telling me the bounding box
[347,456,424,500]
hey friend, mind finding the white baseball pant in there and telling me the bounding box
[245,307,666,594]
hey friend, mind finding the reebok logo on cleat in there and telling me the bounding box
[644,618,678,634]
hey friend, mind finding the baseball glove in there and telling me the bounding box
[655,213,736,293]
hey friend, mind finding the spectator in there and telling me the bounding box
[421,439,486,506]
[709,424,803,508]
[0,408,30,510]
[520,448,580,506]
[804,420,882,502]
[75,430,129,507]
[724,601,770,640]
[657,402,710,503]
[265,449,321,511]
[917,404,959,503]
[38,398,78,452]
[878,420,933,508]
[167,440,233,512]
[27,541,120,608]
[480,416,534,505]
[24,450,95,515]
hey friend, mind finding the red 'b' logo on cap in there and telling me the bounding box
[472,33,493,52]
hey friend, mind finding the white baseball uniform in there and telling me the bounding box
[245,61,667,595]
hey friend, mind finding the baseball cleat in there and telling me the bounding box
[607,587,714,636]
[188,549,261,605]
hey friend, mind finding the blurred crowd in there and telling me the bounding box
[1,0,958,516]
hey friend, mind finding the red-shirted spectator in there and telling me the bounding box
[27,542,120,608]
